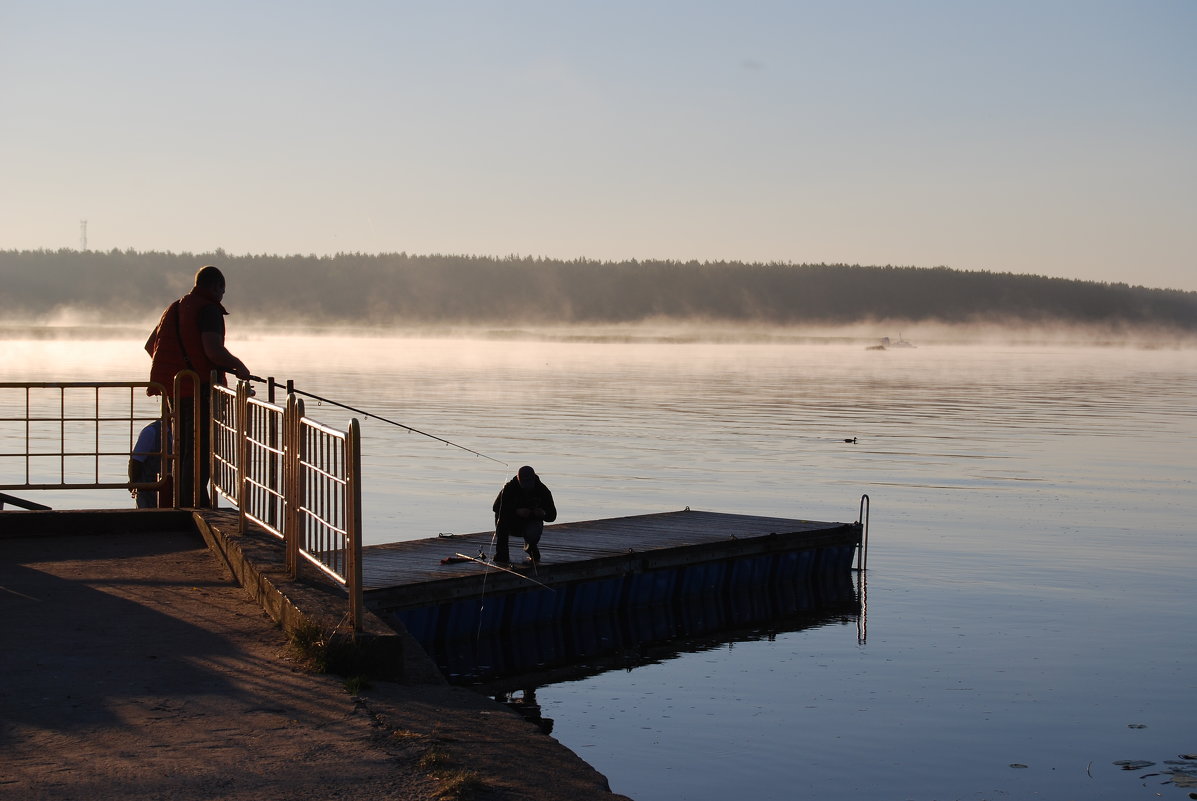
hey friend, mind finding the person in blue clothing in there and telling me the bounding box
[128,419,164,508]
[492,465,557,566]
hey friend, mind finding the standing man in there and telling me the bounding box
[145,265,250,506]
[492,465,557,566]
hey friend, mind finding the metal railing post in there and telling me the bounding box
[283,394,302,578]
[266,376,278,529]
[346,418,364,632]
[236,380,249,532]
[23,387,31,485]
[286,376,298,579]
[207,370,223,510]
[57,387,65,485]
[153,393,170,508]
[92,386,100,483]
[170,370,201,509]
[855,493,870,572]
[169,387,179,509]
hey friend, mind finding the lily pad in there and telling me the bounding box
[1114,760,1155,770]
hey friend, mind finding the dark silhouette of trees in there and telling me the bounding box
[2,248,1194,332]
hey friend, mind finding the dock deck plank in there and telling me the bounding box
[362,509,858,609]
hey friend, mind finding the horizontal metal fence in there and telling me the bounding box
[0,381,169,494]
[1,376,362,631]
[211,381,363,630]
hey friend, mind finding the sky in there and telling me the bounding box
[2,1,1195,291]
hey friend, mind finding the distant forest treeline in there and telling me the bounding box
[2,249,1195,331]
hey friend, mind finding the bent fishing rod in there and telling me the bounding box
[247,375,507,466]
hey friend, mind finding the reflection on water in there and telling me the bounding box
[481,571,864,740]
[3,336,1196,800]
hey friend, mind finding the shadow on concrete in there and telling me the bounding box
[0,531,267,748]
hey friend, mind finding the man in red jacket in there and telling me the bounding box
[145,265,251,506]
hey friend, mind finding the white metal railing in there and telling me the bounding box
[0,381,169,496]
[1,376,363,631]
[210,380,363,630]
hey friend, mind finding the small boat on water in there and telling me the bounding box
[867,334,917,350]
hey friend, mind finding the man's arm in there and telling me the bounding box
[201,332,250,380]
[539,487,557,522]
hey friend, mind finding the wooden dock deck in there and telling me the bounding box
[363,509,863,683]
[363,509,861,612]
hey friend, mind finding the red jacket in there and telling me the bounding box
[147,290,228,397]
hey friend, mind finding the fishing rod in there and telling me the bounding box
[452,551,555,591]
[247,375,507,466]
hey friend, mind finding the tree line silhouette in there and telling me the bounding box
[2,248,1194,331]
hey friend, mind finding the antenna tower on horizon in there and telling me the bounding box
[80,219,88,251]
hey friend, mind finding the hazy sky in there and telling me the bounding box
[3,1,1194,291]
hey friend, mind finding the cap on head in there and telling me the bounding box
[517,465,537,486]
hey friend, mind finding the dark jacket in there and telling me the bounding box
[493,476,557,538]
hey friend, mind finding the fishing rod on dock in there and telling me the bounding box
[447,550,555,591]
[247,375,508,466]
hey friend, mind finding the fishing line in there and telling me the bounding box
[247,375,507,465]
[476,545,492,644]
[475,496,502,646]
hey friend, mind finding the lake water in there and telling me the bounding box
[3,332,1195,800]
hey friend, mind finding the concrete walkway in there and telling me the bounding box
[0,525,630,801]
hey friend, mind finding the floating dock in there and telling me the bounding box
[361,509,863,681]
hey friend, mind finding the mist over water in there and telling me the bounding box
[2,334,1195,799]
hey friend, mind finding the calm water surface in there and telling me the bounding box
[4,335,1195,800]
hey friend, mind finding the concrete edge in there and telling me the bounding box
[190,510,447,686]
[0,508,196,537]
